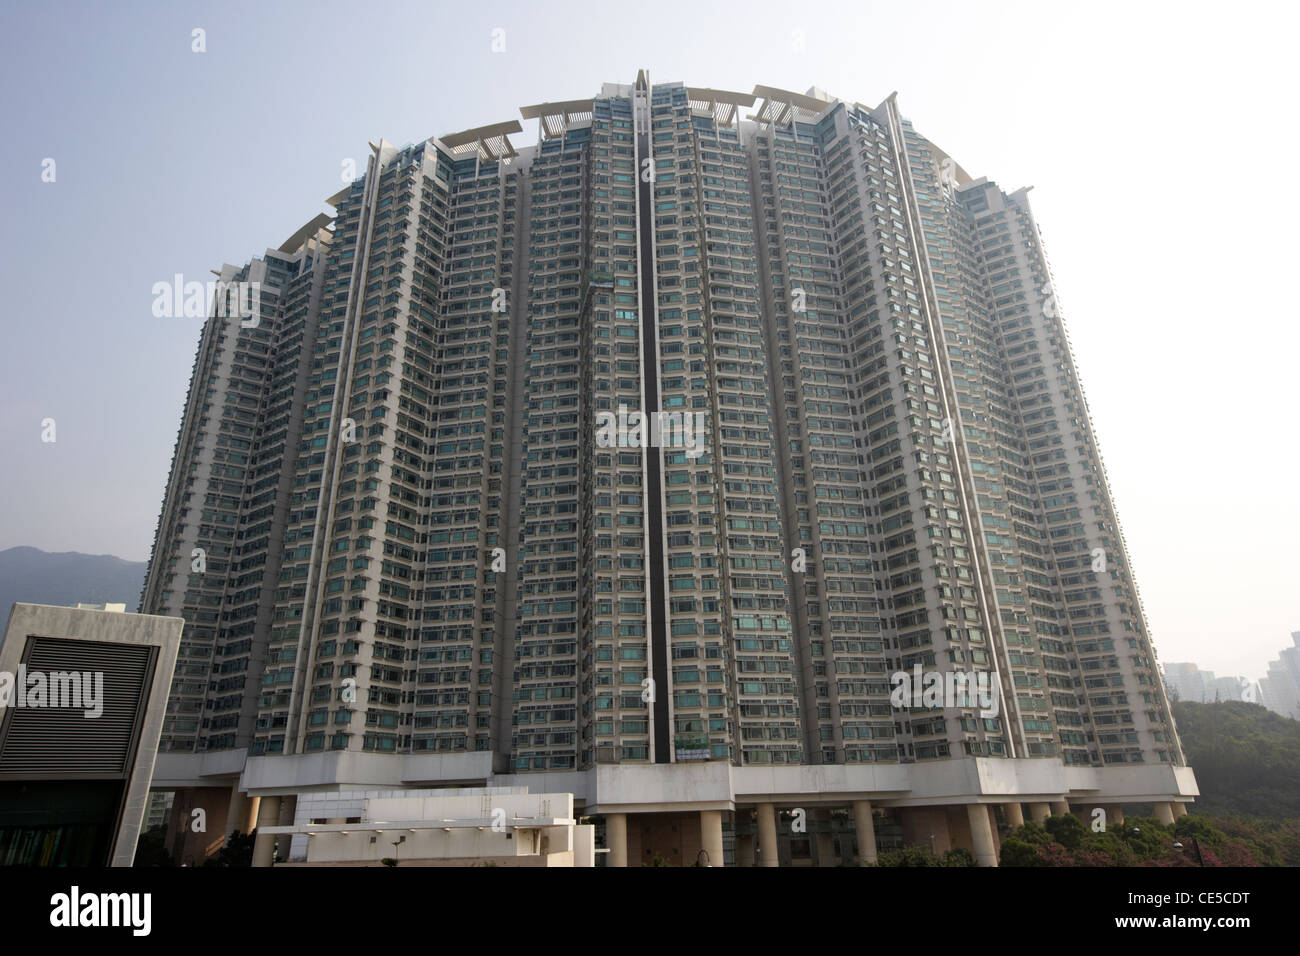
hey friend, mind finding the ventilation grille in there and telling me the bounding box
[0,636,155,777]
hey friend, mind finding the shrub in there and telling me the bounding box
[1044,813,1087,850]
[877,845,942,867]
[999,838,1041,867]
[940,847,976,867]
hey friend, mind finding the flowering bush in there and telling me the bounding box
[1000,813,1268,866]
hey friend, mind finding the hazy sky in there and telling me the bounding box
[1,0,1295,679]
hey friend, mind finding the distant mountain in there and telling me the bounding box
[0,546,147,627]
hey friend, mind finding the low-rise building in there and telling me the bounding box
[257,787,592,867]
[0,602,182,866]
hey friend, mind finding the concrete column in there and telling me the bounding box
[1051,800,1070,817]
[756,803,778,867]
[814,810,837,867]
[1172,802,1188,819]
[1154,802,1175,826]
[852,800,877,865]
[734,832,755,867]
[1029,803,1051,823]
[243,795,261,834]
[251,796,281,868]
[699,810,724,867]
[966,804,998,867]
[1106,805,1125,826]
[606,813,628,867]
[225,783,248,839]
[1004,802,1024,829]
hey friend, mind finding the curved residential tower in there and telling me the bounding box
[141,73,1196,867]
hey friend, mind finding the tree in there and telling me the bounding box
[1119,817,1171,861]
[1008,820,1052,845]
[999,838,1042,867]
[1171,701,1300,818]
[133,826,175,867]
[1044,813,1087,850]
[877,845,942,867]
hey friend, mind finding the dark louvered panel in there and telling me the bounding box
[0,637,155,777]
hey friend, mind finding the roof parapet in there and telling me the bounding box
[278,213,333,254]
[686,87,756,127]
[437,120,524,161]
[519,99,596,140]
[750,84,835,127]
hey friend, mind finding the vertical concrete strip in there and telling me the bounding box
[252,795,282,867]
[607,813,628,867]
[967,804,998,867]
[1004,802,1024,829]
[700,810,724,867]
[853,800,877,865]
[756,803,779,867]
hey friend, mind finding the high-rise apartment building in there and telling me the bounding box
[1259,633,1300,720]
[142,74,1197,866]
[1163,662,1256,705]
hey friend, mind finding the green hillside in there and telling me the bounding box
[1173,700,1300,818]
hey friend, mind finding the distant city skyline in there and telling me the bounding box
[2,0,1297,685]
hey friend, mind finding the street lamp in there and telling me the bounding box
[1172,838,1205,866]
